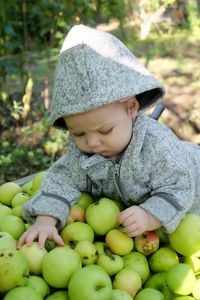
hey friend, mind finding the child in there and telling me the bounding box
[17,25,200,249]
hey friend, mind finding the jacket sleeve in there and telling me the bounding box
[23,140,85,230]
[139,132,196,233]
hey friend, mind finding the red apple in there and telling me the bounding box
[67,204,86,224]
[134,231,159,255]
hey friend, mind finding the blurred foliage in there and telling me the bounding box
[0,0,200,184]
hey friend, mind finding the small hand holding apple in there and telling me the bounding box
[117,205,161,237]
[16,215,65,249]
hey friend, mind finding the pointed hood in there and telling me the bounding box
[50,24,165,129]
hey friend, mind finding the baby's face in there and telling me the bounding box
[64,99,138,159]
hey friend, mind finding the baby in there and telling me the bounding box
[17,25,200,249]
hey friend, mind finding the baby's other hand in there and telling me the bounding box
[117,205,161,237]
[16,215,65,249]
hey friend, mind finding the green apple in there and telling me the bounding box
[0,231,16,250]
[45,239,56,252]
[173,297,195,300]
[148,246,179,273]
[11,205,23,218]
[45,290,69,300]
[94,241,106,255]
[11,192,29,207]
[113,200,125,211]
[112,289,133,300]
[155,227,169,244]
[86,198,120,235]
[0,204,11,217]
[21,180,34,196]
[123,251,150,284]
[184,254,200,274]
[3,286,43,300]
[134,288,164,300]
[60,222,94,248]
[19,242,48,275]
[0,215,26,240]
[166,263,196,295]
[145,272,176,300]
[75,240,97,265]
[168,214,200,256]
[0,249,29,293]
[68,264,112,300]
[113,267,142,298]
[97,253,124,276]
[67,204,86,224]
[77,192,94,210]
[25,275,50,298]
[0,182,21,206]
[134,230,159,255]
[42,246,81,288]
[32,171,46,192]
[105,229,134,255]
[192,275,200,299]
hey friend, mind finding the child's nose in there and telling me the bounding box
[86,133,101,148]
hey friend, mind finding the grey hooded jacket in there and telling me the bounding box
[23,25,200,233]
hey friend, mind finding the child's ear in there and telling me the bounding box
[127,98,139,117]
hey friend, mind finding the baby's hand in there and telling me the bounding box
[117,205,161,237]
[16,215,65,249]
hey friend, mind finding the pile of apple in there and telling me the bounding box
[1,172,200,300]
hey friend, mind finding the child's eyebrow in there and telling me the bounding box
[68,122,115,132]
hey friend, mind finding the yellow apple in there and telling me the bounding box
[113,267,142,298]
[67,204,86,224]
[105,229,134,255]
[19,242,48,275]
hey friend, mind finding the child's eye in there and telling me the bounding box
[72,132,84,137]
[99,128,113,135]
